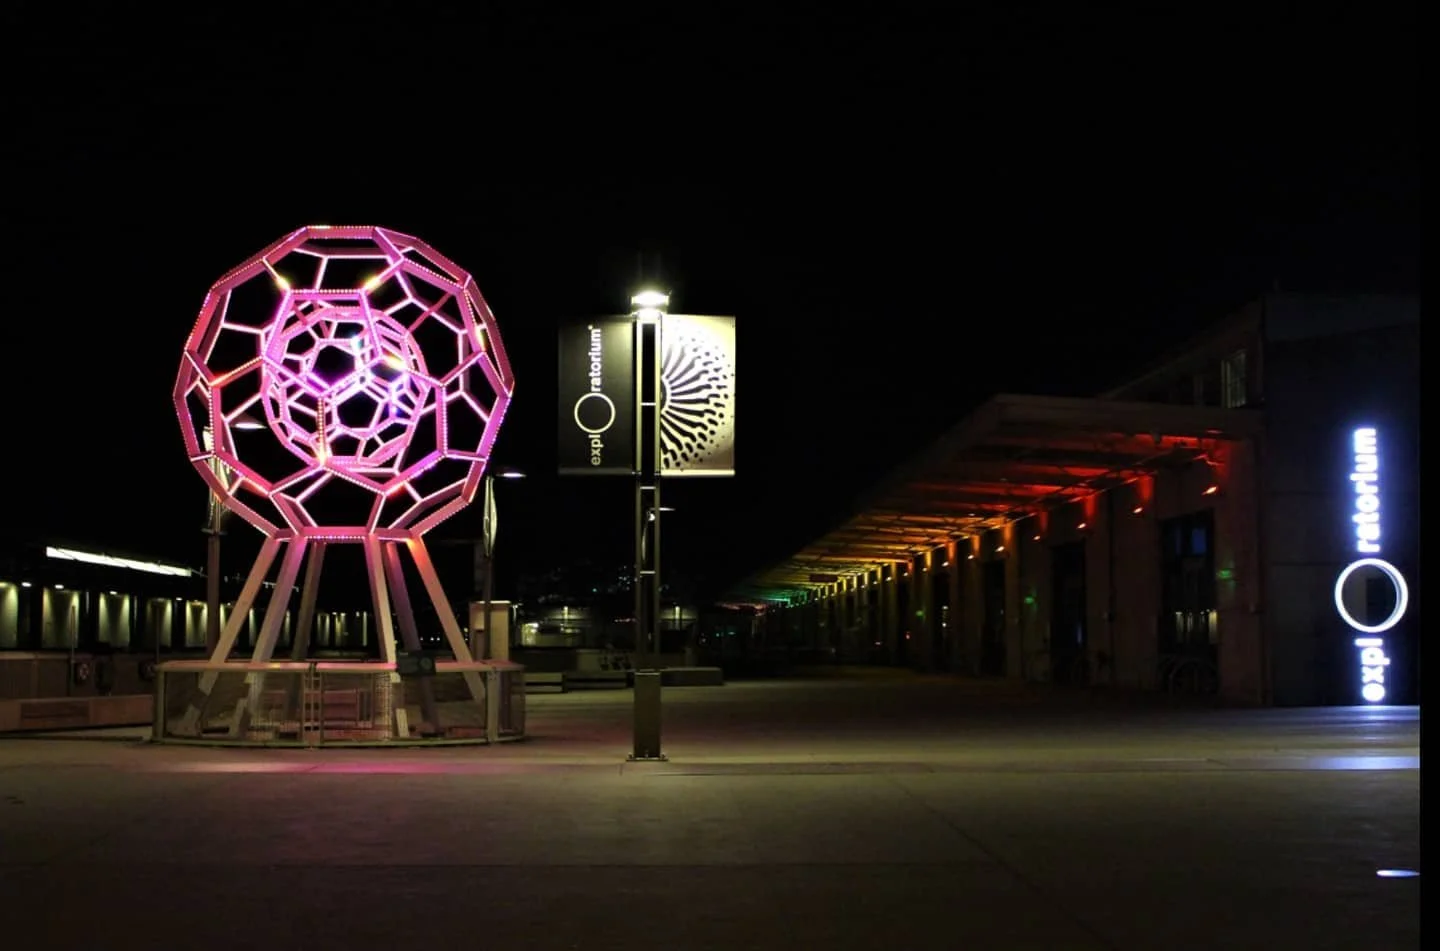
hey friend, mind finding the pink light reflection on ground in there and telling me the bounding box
[155,760,566,775]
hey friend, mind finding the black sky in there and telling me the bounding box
[1,7,1418,598]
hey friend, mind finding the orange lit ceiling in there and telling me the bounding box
[735,394,1261,601]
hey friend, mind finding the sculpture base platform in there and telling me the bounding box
[153,660,526,747]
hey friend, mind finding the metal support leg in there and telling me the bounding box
[205,529,222,655]
[250,539,308,665]
[209,536,284,666]
[383,542,440,734]
[361,536,396,664]
[363,534,407,739]
[477,473,495,659]
[285,542,325,726]
[291,542,325,661]
[407,537,487,705]
[232,539,308,737]
[179,535,282,735]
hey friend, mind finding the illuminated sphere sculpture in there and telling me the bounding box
[176,225,514,537]
[169,226,515,744]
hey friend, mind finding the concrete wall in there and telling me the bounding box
[1211,440,1264,703]
[1013,524,1052,682]
[939,454,1260,703]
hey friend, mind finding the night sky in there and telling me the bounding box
[3,7,1417,599]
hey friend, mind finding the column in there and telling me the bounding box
[944,541,956,668]
[1213,441,1264,704]
[961,536,983,675]
[881,564,899,665]
[915,553,934,671]
[1003,523,1022,679]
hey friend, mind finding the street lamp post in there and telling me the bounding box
[202,465,224,655]
[202,414,262,656]
[630,288,668,761]
[473,466,525,659]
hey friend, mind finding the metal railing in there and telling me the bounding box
[1024,647,1220,695]
[154,660,526,746]
[1025,648,1102,687]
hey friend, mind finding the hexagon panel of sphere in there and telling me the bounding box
[174,226,515,538]
[262,296,432,470]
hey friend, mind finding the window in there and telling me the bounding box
[1159,511,1217,653]
[1220,349,1248,408]
[1167,376,1191,404]
[1197,364,1221,406]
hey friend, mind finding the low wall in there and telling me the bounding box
[512,649,694,673]
[1,652,161,701]
[525,667,725,692]
[0,694,153,733]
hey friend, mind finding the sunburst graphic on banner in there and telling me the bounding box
[660,315,735,473]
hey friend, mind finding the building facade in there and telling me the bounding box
[743,294,1419,706]
[0,540,371,656]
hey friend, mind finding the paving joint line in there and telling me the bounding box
[885,772,1124,951]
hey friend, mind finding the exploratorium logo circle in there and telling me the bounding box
[573,391,617,435]
[1333,557,1409,635]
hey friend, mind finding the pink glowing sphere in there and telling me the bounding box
[174,226,514,538]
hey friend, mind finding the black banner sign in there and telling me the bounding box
[558,318,635,474]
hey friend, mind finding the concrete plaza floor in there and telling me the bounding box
[0,671,1421,950]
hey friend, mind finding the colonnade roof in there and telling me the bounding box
[731,393,1261,604]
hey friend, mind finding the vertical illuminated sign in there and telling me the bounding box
[1332,427,1409,703]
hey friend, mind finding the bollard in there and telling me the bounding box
[485,668,501,743]
[151,667,165,742]
[629,670,666,761]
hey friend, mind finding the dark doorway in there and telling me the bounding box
[1159,511,1219,693]
[1050,541,1088,685]
[980,561,1006,675]
[864,586,883,664]
[895,579,909,667]
[931,570,950,672]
